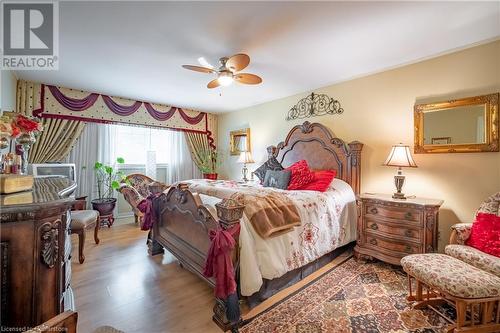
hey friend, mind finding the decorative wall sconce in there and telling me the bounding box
[286,92,344,121]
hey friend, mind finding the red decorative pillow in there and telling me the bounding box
[466,213,500,257]
[286,160,315,190]
[298,170,337,192]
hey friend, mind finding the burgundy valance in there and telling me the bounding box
[33,84,216,141]
[102,95,142,116]
[47,85,99,111]
[144,103,177,121]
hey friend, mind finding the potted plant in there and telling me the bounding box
[91,157,128,215]
[198,149,221,180]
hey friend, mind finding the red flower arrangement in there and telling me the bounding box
[0,114,43,139]
[15,115,43,133]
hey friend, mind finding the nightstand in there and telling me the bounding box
[354,193,443,265]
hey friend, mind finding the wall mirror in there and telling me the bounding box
[230,128,251,155]
[414,93,499,153]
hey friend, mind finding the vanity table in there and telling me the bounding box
[0,177,76,330]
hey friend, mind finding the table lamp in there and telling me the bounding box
[383,144,417,199]
[238,151,255,182]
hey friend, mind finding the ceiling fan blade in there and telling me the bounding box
[182,65,215,73]
[226,53,250,72]
[207,79,220,89]
[197,57,214,69]
[234,73,262,85]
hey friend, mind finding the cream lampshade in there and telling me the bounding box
[238,151,255,182]
[383,144,417,199]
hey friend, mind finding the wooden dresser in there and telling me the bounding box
[0,177,76,330]
[354,193,443,265]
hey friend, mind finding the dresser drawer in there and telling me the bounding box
[365,233,420,255]
[365,218,421,241]
[365,204,421,223]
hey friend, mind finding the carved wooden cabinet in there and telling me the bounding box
[0,177,76,330]
[354,193,443,265]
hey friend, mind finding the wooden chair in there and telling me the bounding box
[70,197,100,264]
[118,174,169,224]
[25,311,77,333]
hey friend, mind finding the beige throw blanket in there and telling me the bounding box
[185,180,301,238]
[230,191,300,238]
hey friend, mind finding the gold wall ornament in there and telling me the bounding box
[414,93,499,153]
[286,92,343,121]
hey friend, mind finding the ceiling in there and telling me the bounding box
[14,1,500,113]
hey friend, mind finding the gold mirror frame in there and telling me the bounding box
[230,128,251,155]
[414,93,499,154]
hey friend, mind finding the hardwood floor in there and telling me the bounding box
[71,223,221,333]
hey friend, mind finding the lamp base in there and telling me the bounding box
[392,192,407,200]
[242,164,249,182]
[392,173,406,200]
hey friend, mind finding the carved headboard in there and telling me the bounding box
[267,121,363,194]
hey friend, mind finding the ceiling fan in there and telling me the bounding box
[182,53,262,89]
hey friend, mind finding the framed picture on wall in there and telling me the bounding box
[431,137,452,145]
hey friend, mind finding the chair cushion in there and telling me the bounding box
[71,210,99,229]
[126,174,154,197]
[445,244,500,277]
[401,253,500,299]
[451,223,473,245]
[477,192,500,216]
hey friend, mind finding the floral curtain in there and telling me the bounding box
[16,80,85,163]
[185,131,212,171]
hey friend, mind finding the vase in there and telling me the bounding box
[15,133,36,175]
[0,137,9,150]
[203,173,218,180]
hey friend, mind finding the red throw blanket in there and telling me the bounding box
[137,193,160,231]
[203,224,240,299]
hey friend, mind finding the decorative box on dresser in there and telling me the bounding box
[354,193,443,265]
[0,177,76,331]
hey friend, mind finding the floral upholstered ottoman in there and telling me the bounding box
[401,253,500,333]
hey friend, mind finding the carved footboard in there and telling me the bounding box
[148,183,244,332]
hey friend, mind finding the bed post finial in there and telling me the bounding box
[348,141,363,195]
[215,198,244,230]
[267,145,278,158]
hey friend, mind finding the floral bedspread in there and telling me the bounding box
[185,179,357,296]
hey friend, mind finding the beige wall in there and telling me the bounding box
[0,70,17,112]
[218,40,500,252]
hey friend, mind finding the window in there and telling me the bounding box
[112,124,174,165]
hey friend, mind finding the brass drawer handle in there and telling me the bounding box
[370,223,378,230]
[405,230,413,237]
[369,239,378,246]
[405,245,413,253]
[404,212,413,219]
[370,207,378,214]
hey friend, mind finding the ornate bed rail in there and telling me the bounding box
[148,183,243,331]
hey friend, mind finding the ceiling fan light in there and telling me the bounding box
[217,75,234,86]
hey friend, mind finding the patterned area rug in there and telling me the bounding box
[241,257,453,333]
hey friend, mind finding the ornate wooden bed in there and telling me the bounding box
[147,121,363,331]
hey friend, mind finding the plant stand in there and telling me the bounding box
[98,213,115,228]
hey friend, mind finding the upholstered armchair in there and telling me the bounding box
[446,192,500,276]
[118,174,169,224]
